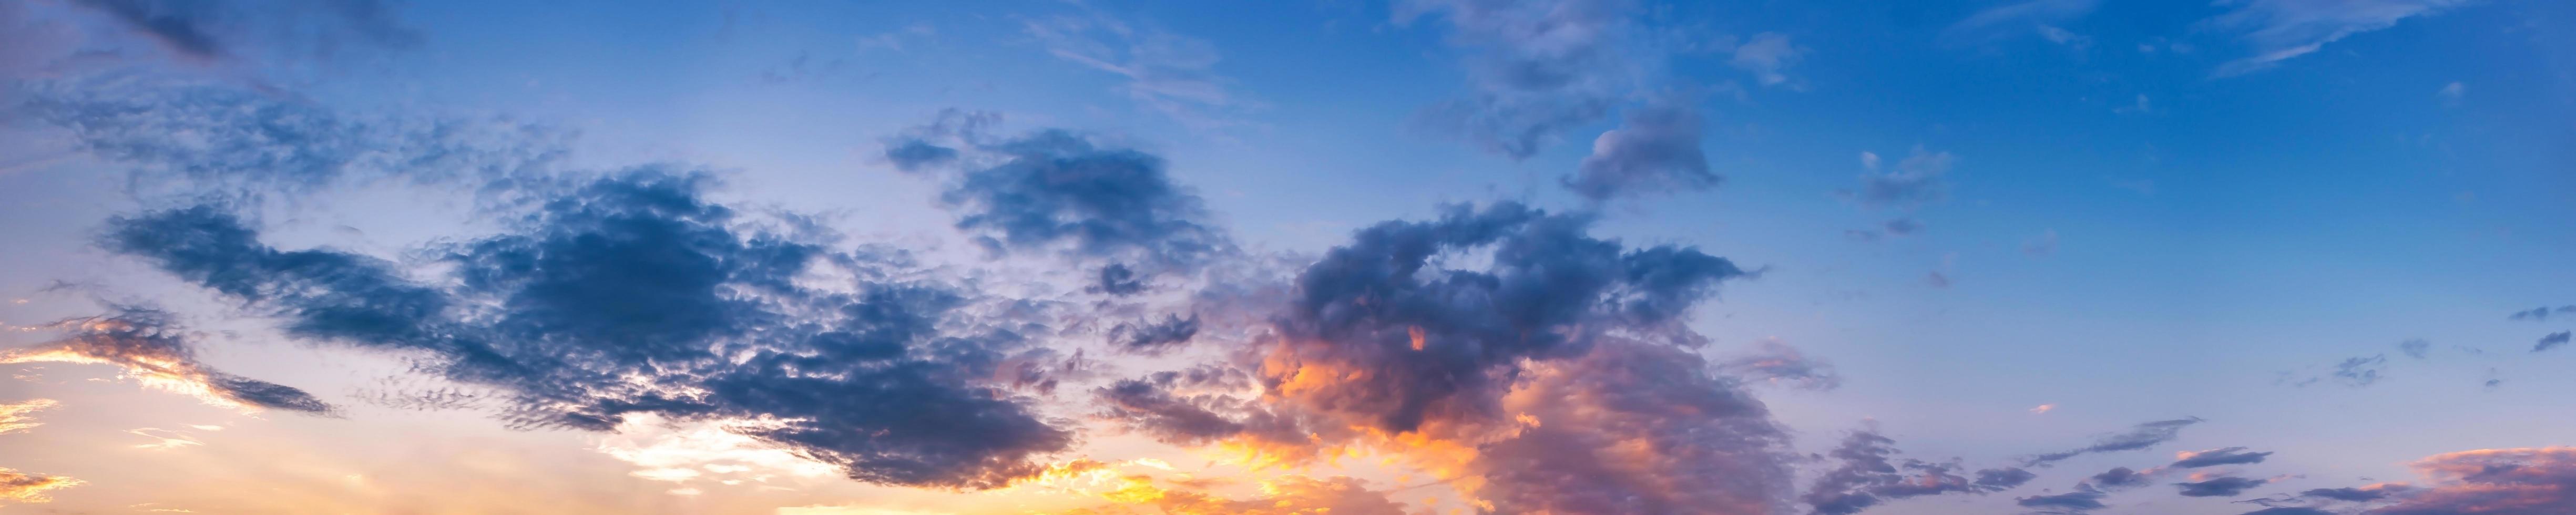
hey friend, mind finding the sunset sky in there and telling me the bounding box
[2,1,2573,514]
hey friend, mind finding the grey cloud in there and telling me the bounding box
[2016,485,2109,512]
[1563,101,1717,201]
[1802,426,2031,514]
[2171,447,2273,468]
[2508,305,2576,321]
[103,171,1079,489]
[1721,338,1842,390]
[2025,417,2203,466]
[1399,0,1638,160]
[2176,476,2269,497]
[2398,338,2430,359]
[1108,314,1200,354]
[881,114,1232,272]
[1843,147,1953,210]
[2533,331,2571,353]
[2090,467,2150,489]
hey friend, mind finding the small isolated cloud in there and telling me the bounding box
[2330,354,2387,387]
[1564,100,1719,201]
[2090,467,2151,489]
[1843,147,1954,210]
[0,399,57,435]
[2534,331,2572,353]
[2508,305,2576,322]
[2171,447,2273,468]
[1720,338,1842,390]
[1,307,335,414]
[2016,485,2109,512]
[2398,338,2431,359]
[2204,0,2473,77]
[2032,404,2058,415]
[2175,475,2269,497]
[2437,81,2466,104]
[2026,417,2203,466]
[1729,32,1803,88]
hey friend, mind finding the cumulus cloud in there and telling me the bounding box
[1563,101,1718,201]
[2025,417,2203,466]
[1,307,334,414]
[1225,201,1787,512]
[881,112,1232,273]
[2204,0,2473,77]
[0,468,81,503]
[0,399,56,435]
[1720,338,1842,390]
[102,171,1082,489]
[1802,426,2033,514]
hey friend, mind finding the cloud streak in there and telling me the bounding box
[2,307,334,414]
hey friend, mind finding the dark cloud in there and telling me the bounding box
[2176,476,2269,497]
[1231,201,1785,512]
[2507,305,2576,321]
[1721,339,1842,390]
[1843,148,1953,210]
[65,0,420,62]
[2025,417,2203,466]
[0,468,81,503]
[1092,365,1306,450]
[2533,331,2571,353]
[1562,102,1717,201]
[2299,486,2399,502]
[2016,486,2109,512]
[882,115,1230,271]
[1802,427,2032,514]
[1107,314,1200,354]
[2090,467,2151,489]
[2331,355,2386,386]
[1088,263,1148,296]
[0,306,334,414]
[102,171,1079,489]
[2172,447,2273,468]
[2240,508,2335,515]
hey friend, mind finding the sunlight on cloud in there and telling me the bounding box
[0,398,57,434]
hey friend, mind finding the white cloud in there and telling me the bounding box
[2206,0,2472,76]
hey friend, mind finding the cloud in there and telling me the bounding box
[15,80,568,198]
[102,171,1082,489]
[2360,447,2576,514]
[1399,0,1641,160]
[2022,230,2060,256]
[0,399,56,435]
[1720,338,1843,390]
[2242,508,2336,515]
[2016,485,2109,512]
[0,468,81,503]
[2172,447,2273,468]
[1563,100,1718,201]
[2398,338,2431,359]
[1942,0,2101,46]
[2025,417,2203,466]
[1022,12,1256,130]
[1729,32,1803,88]
[882,113,1232,273]
[61,0,420,63]
[1092,365,1305,450]
[2205,0,2473,77]
[2536,331,2572,353]
[2507,305,2576,321]
[2331,354,2387,386]
[2090,467,2151,489]
[1107,314,1201,354]
[2178,475,2270,497]
[1079,475,1409,514]
[1228,201,1786,511]
[1842,147,1954,210]
[1,307,334,414]
[1802,426,2034,514]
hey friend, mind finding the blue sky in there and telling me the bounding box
[0,1,2571,513]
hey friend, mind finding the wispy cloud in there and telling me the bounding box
[2204,0,2473,77]
[1024,12,1259,131]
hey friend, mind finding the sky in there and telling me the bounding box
[0,0,2571,514]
